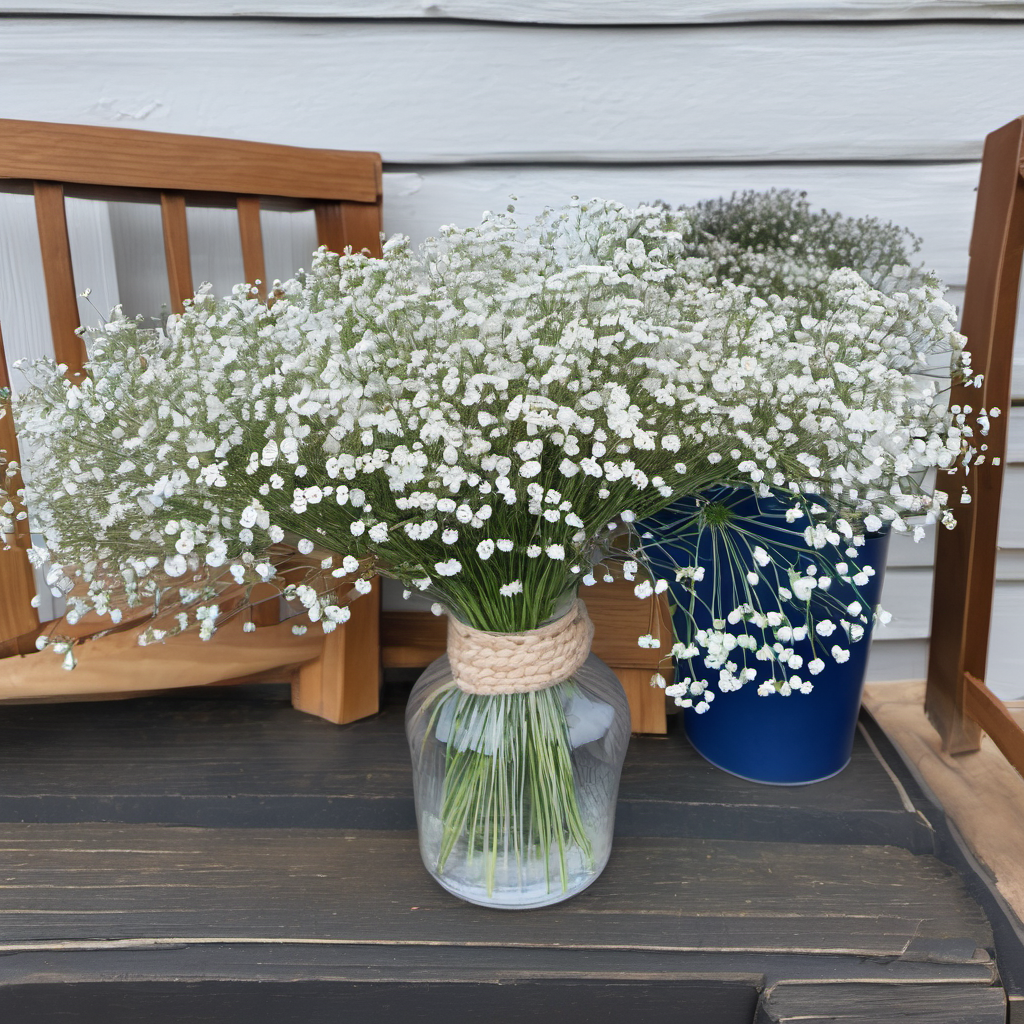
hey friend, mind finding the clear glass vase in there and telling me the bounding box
[405,638,631,910]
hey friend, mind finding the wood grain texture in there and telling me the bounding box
[340,200,383,258]
[3,22,1024,162]
[0,333,37,642]
[964,671,1024,774]
[0,613,323,700]
[0,691,932,849]
[32,182,86,376]
[292,589,381,724]
[0,118,379,202]
[864,679,1024,926]
[8,0,1024,22]
[757,979,1005,1024]
[0,685,1006,1019]
[616,668,668,734]
[0,942,1002,1024]
[0,823,992,956]
[0,192,120,381]
[235,196,267,299]
[159,191,193,313]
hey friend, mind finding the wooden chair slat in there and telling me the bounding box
[236,196,267,301]
[160,192,194,314]
[964,673,1024,777]
[0,119,379,203]
[314,200,385,259]
[32,182,86,379]
[0,326,39,642]
[293,589,382,726]
[341,200,384,258]
[314,201,346,255]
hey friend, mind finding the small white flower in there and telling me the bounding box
[499,580,523,597]
[831,645,850,664]
[435,558,462,576]
[545,543,565,560]
[164,554,187,577]
[476,539,495,560]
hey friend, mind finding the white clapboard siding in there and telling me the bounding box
[106,205,319,323]
[873,570,1024,699]
[866,638,929,684]
[1,20,1024,163]
[0,193,120,384]
[103,162,980,322]
[105,167,1024,398]
[386,168,1024,398]
[876,571,1024,694]
[382,165,979,286]
[9,1,1024,22]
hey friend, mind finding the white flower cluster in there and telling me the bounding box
[0,196,975,658]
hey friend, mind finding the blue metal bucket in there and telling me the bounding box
[643,489,890,785]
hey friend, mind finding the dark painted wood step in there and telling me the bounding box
[0,822,1002,1023]
[0,686,930,848]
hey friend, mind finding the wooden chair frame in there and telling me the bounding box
[0,118,383,724]
[926,115,1024,774]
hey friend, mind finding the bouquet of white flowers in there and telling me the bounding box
[2,196,978,903]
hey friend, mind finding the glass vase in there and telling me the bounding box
[405,623,631,910]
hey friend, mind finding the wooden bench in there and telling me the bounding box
[0,118,669,732]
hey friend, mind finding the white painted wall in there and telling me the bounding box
[1,5,1022,695]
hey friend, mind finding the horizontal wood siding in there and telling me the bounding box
[7,1,1024,22]
[0,21,1023,162]
[0,9,1020,692]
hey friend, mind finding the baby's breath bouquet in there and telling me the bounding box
[3,196,976,902]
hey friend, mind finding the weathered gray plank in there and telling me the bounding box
[0,693,929,848]
[757,979,1005,1023]
[0,824,992,958]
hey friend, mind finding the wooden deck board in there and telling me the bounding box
[0,687,926,848]
[0,825,991,955]
[0,681,1011,1021]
